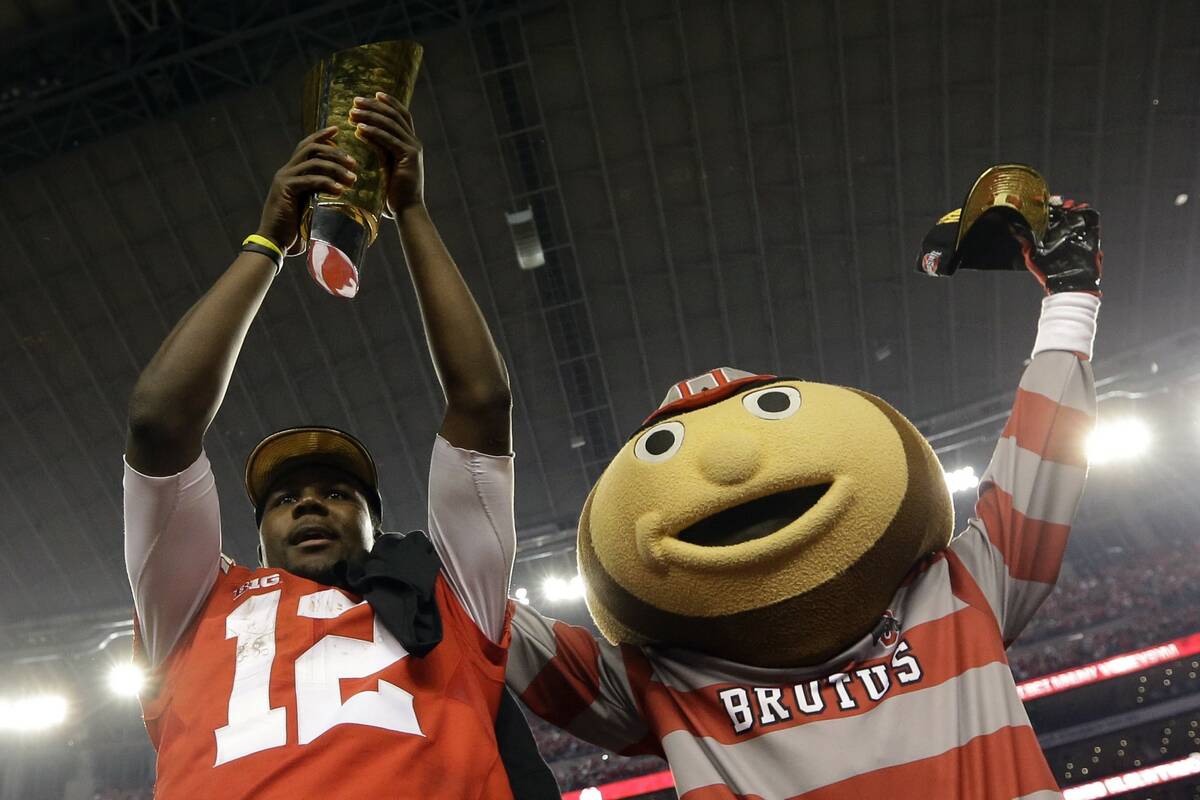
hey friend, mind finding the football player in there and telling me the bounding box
[124,95,545,798]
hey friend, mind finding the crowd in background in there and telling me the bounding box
[1007,539,1200,681]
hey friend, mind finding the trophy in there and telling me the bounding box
[301,40,423,298]
[917,164,1050,277]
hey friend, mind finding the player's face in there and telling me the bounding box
[258,463,376,582]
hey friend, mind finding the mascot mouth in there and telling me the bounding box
[676,483,833,547]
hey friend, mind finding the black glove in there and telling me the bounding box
[1018,199,1102,295]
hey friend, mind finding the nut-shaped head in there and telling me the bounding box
[577,380,953,667]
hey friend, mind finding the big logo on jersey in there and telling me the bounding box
[716,639,924,734]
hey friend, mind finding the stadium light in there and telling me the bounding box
[542,574,586,603]
[513,587,530,606]
[0,694,69,732]
[944,466,980,494]
[1086,418,1152,465]
[108,662,145,697]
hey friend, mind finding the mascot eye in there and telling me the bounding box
[634,421,685,463]
[742,386,802,420]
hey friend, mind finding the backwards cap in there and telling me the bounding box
[245,426,383,525]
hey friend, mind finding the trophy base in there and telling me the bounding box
[306,206,369,298]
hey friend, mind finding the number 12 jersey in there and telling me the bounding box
[139,562,514,800]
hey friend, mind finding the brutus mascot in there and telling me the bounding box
[507,166,1102,799]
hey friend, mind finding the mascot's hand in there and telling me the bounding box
[1017,198,1102,295]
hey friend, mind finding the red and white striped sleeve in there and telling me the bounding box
[949,292,1099,645]
[506,603,662,757]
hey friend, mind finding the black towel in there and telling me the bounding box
[342,531,443,656]
[343,531,560,799]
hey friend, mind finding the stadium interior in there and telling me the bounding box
[2,0,1200,798]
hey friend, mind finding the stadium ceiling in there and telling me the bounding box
[0,0,550,172]
[1,0,1199,630]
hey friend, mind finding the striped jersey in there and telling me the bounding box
[508,349,1095,799]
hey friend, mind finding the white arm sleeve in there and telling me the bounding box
[1030,292,1100,359]
[123,451,222,668]
[426,435,516,643]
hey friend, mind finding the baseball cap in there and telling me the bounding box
[245,426,383,524]
[917,164,1050,276]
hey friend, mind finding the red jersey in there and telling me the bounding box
[139,563,514,800]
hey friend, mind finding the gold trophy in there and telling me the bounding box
[917,164,1050,276]
[300,40,423,298]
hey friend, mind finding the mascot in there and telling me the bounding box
[507,166,1102,799]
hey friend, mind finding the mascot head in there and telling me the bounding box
[577,368,953,667]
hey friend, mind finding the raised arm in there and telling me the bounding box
[949,200,1102,645]
[126,126,355,474]
[351,94,515,640]
[950,338,1096,645]
[352,92,512,456]
[125,128,355,666]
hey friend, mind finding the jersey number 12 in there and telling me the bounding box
[213,588,424,766]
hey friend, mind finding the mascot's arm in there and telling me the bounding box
[506,603,664,758]
[949,293,1098,646]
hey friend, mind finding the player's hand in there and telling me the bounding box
[1017,198,1103,295]
[256,127,358,256]
[349,92,424,215]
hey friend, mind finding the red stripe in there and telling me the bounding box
[1018,632,1200,701]
[618,646,665,757]
[560,770,677,799]
[794,725,1058,800]
[520,622,604,727]
[615,646,667,757]
[1000,387,1093,468]
[975,485,1072,585]
[637,601,1007,744]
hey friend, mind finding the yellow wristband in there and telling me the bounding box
[243,234,285,260]
[241,234,285,275]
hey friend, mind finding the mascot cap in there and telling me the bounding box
[639,367,779,431]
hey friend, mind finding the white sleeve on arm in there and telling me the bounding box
[124,451,222,668]
[426,435,516,644]
[1031,292,1100,359]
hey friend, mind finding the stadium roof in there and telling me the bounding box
[1,0,1199,628]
